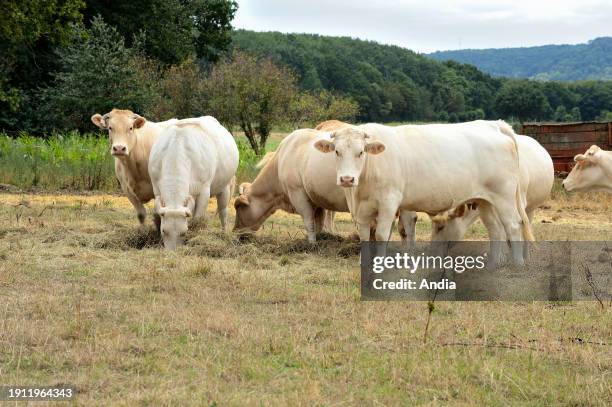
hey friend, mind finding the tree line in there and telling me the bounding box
[1,2,612,156]
[232,30,612,124]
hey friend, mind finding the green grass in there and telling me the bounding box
[0,133,269,191]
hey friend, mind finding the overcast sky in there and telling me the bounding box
[233,0,612,53]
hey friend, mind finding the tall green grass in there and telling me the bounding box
[0,133,267,192]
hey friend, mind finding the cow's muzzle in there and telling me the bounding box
[111,144,128,156]
[339,176,357,187]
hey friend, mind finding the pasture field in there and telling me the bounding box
[0,185,610,406]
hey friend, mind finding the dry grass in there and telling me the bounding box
[0,188,611,406]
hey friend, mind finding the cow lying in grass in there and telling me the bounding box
[563,145,612,193]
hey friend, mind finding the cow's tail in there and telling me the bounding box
[497,120,535,242]
[256,152,276,169]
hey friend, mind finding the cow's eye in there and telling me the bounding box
[129,126,133,131]
[358,151,364,158]
[108,126,112,131]
[335,151,339,156]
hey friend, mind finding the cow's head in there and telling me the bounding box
[430,203,480,242]
[233,187,279,233]
[91,109,146,157]
[314,128,385,187]
[563,145,611,193]
[158,197,192,251]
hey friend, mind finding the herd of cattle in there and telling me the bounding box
[91,109,612,262]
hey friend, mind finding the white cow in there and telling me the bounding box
[563,145,612,193]
[314,120,534,266]
[149,117,239,250]
[430,134,554,241]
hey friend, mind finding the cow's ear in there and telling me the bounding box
[574,154,586,162]
[133,115,146,129]
[234,195,250,208]
[365,141,385,155]
[184,207,192,218]
[314,139,335,153]
[452,204,466,219]
[91,113,107,129]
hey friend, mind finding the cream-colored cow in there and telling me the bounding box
[91,109,177,227]
[563,145,612,193]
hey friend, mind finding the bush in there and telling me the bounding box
[0,132,114,190]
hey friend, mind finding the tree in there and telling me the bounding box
[150,59,207,120]
[0,0,85,130]
[39,17,159,131]
[83,0,237,64]
[288,90,359,128]
[205,52,297,155]
[494,80,550,121]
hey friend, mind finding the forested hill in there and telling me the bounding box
[428,37,612,81]
[231,30,502,122]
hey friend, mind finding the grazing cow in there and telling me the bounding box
[234,129,349,242]
[314,120,534,266]
[149,117,239,250]
[563,145,612,193]
[430,134,554,242]
[91,109,178,226]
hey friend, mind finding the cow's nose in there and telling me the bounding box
[340,176,355,186]
[112,145,127,155]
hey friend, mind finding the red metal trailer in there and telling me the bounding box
[520,121,612,173]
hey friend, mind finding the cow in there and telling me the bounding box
[91,109,178,227]
[562,145,612,193]
[430,134,554,242]
[234,129,350,242]
[314,120,534,266]
[149,117,239,250]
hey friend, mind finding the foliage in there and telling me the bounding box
[0,0,85,130]
[429,37,612,81]
[83,0,237,65]
[205,51,297,155]
[149,59,207,121]
[0,132,269,191]
[39,17,159,132]
[288,90,360,129]
[494,81,551,121]
[231,30,502,122]
[0,132,113,190]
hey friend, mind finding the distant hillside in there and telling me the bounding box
[232,30,502,122]
[428,37,612,81]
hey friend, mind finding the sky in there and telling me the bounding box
[233,0,612,53]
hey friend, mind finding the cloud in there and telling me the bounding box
[233,0,612,52]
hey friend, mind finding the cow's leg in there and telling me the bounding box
[478,202,507,270]
[287,189,317,243]
[492,198,525,266]
[323,210,336,233]
[314,207,326,234]
[194,186,211,223]
[522,209,535,261]
[126,192,146,225]
[398,210,417,250]
[215,183,232,232]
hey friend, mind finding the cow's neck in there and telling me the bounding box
[601,151,612,178]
